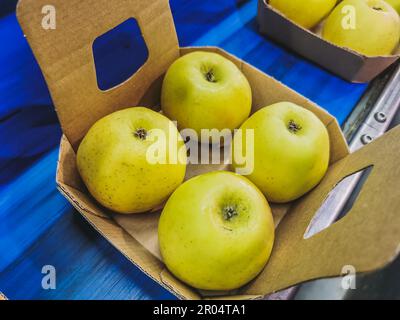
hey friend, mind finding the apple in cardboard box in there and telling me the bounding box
[77,107,187,214]
[269,0,337,29]
[161,51,252,139]
[386,0,400,14]
[322,0,400,56]
[232,102,330,203]
[158,171,275,291]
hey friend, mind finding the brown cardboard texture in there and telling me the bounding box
[258,0,400,83]
[17,0,400,299]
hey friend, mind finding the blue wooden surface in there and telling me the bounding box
[0,0,367,300]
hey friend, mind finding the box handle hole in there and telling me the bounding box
[92,18,149,91]
[304,165,374,239]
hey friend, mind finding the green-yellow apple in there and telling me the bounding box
[386,0,400,14]
[322,0,400,56]
[158,171,274,291]
[77,107,187,214]
[232,102,330,203]
[161,51,252,138]
[269,0,337,29]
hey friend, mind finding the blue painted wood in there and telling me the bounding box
[0,148,175,300]
[0,0,368,300]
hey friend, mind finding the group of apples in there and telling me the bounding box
[77,51,330,291]
[270,0,400,56]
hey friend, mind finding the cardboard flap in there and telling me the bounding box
[17,0,180,148]
[243,125,400,295]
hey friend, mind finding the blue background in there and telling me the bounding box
[0,0,367,299]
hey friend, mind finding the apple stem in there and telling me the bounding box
[134,128,148,141]
[223,205,238,221]
[205,70,217,83]
[288,120,302,134]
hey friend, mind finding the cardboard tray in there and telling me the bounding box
[17,0,400,299]
[257,0,400,83]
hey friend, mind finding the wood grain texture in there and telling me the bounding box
[0,0,368,300]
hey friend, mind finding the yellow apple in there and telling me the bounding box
[158,171,275,291]
[269,0,337,29]
[77,107,187,214]
[386,0,400,15]
[161,51,252,137]
[322,0,400,56]
[232,102,330,203]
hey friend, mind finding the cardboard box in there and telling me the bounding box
[17,0,400,299]
[257,0,400,83]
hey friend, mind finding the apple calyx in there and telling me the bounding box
[134,128,148,141]
[373,6,384,11]
[223,205,238,221]
[288,120,302,134]
[204,69,217,83]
